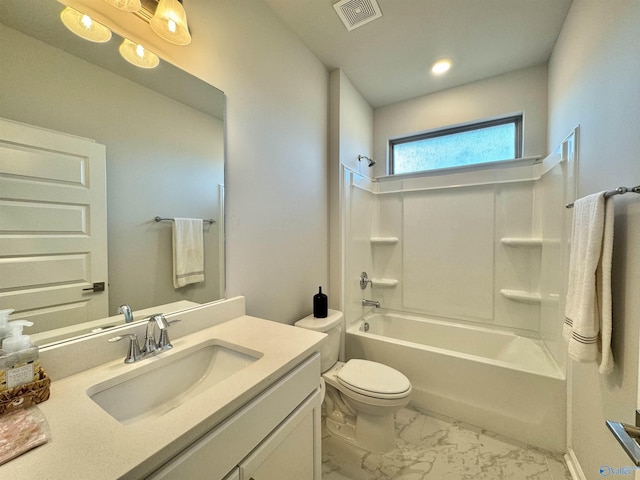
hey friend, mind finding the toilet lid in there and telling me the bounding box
[337,359,411,398]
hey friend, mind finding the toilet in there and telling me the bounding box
[295,309,411,452]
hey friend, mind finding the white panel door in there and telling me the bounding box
[0,117,108,333]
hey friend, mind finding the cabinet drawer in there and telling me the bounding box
[147,353,320,480]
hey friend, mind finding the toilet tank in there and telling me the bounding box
[294,310,343,373]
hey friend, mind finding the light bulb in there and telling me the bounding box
[80,14,93,30]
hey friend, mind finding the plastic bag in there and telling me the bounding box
[0,407,51,465]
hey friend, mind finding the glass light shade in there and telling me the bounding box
[60,7,112,43]
[150,0,192,46]
[119,39,160,69]
[103,0,142,13]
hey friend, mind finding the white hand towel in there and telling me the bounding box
[172,218,204,289]
[563,192,615,374]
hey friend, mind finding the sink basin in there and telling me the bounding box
[87,340,262,425]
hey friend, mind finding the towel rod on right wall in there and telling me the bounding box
[565,185,640,208]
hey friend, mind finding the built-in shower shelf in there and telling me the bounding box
[370,237,399,245]
[500,237,543,247]
[500,289,542,304]
[371,278,398,288]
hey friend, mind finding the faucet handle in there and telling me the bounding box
[157,319,181,351]
[142,313,164,355]
[151,313,170,329]
[109,333,141,363]
[360,272,373,290]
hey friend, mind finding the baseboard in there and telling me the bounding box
[564,448,587,480]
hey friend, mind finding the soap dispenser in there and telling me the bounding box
[1,320,40,391]
[0,309,12,344]
[313,286,328,318]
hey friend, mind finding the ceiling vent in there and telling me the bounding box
[333,0,382,31]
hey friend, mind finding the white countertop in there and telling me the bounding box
[0,315,325,479]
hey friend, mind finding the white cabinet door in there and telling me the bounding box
[239,389,321,480]
[0,117,108,330]
[223,468,239,480]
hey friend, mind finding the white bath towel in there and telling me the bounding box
[563,192,615,374]
[172,218,204,289]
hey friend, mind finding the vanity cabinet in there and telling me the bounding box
[223,469,239,480]
[239,391,318,479]
[147,353,322,480]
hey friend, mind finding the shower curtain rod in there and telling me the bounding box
[565,185,640,208]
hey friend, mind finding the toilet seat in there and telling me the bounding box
[337,359,411,400]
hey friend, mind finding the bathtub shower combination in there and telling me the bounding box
[342,130,578,453]
[346,310,565,452]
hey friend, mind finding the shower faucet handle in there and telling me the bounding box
[360,271,373,290]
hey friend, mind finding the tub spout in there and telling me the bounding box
[362,299,380,308]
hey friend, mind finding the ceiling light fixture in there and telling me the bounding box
[431,59,452,75]
[119,38,160,68]
[103,0,142,13]
[150,0,192,46]
[60,7,112,43]
[62,0,192,70]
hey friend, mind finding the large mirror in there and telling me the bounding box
[0,0,225,346]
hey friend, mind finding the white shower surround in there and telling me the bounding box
[341,129,577,453]
[345,310,566,452]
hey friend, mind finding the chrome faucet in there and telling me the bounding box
[117,304,134,323]
[362,299,380,308]
[144,313,173,354]
[109,313,177,363]
[108,333,142,363]
[154,314,175,351]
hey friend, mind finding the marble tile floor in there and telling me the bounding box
[322,407,571,480]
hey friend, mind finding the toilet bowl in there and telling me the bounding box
[295,310,412,452]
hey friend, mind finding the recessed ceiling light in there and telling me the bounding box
[431,59,452,75]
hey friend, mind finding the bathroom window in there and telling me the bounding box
[390,115,523,175]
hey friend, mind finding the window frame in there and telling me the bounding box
[389,115,523,175]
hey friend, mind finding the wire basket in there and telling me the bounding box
[0,369,50,415]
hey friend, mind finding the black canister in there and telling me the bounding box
[313,286,328,318]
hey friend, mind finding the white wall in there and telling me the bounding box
[186,1,329,323]
[373,64,549,177]
[548,0,640,476]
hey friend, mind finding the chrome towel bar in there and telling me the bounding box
[154,216,216,224]
[565,185,640,208]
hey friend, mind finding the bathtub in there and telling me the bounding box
[345,311,567,452]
